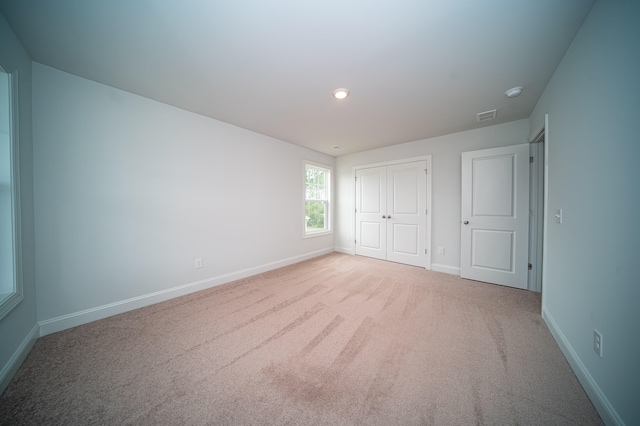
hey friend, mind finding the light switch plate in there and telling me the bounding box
[555,208,563,224]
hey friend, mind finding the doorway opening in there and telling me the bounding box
[528,127,545,292]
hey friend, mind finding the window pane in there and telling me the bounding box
[304,163,330,236]
[305,201,326,232]
[305,167,325,200]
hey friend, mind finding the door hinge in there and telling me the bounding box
[425,209,428,215]
[355,176,358,181]
[355,208,357,213]
[425,249,427,254]
[530,156,534,163]
[528,263,532,270]
[425,168,428,175]
[354,239,357,244]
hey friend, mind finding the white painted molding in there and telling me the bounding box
[431,263,460,276]
[0,323,39,395]
[0,67,24,323]
[351,155,433,170]
[542,307,623,426]
[39,248,335,336]
[334,246,354,255]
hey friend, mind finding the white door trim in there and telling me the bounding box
[352,155,432,269]
[541,114,550,310]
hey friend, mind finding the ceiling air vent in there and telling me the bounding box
[477,109,497,122]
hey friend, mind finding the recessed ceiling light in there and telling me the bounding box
[332,145,344,151]
[505,86,524,98]
[333,88,349,100]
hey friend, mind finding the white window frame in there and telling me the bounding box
[0,65,23,321]
[303,161,332,238]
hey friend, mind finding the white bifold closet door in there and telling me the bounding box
[355,161,426,268]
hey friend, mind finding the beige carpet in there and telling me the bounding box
[0,253,602,425]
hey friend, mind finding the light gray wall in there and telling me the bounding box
[531,1,640,424]
[0,11,37,393]
[32,63,334,325]
[335,119,529,273]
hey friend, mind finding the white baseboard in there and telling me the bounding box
[542,307,623,426]
[334,246,354,255]
[39,248,335,337]
[431,263,460,276]
[0,323,39,395]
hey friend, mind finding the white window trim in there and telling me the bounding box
[0,66,24,321]
[303,160,333,238]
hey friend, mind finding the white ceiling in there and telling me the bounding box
[0,0,594,156]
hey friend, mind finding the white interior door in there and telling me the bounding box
[460,144,529,289]
[356,161,426,267]
[386,162,426,267]
[355,167,387,260]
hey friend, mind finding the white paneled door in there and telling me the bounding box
[355,161,426,268]
[460,144,529,289]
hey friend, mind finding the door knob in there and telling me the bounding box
[387,215,391,219]
[382,215,386,218]
[463,220,469,225]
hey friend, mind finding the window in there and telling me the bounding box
[0,63,22,320]
[304,162,331,236]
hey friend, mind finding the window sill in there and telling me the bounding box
[304,230,333,239]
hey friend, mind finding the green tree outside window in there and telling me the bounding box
[305,164,330,234]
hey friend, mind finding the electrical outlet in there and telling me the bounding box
[195,257,203,269]
[437,247,445,255]
[593,329,603,358]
